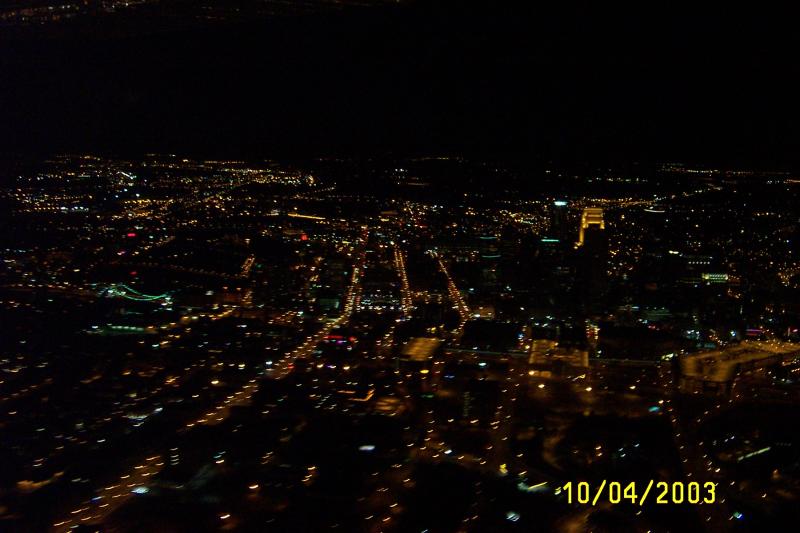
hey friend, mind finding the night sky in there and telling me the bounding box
[1,1,799,167]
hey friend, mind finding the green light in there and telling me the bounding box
[103,284,171,301]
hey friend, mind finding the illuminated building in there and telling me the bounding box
[576,207,604,247]
[575,208,608,310]
[528,338,589,368]
[679,341,800,394]
[701,272,729,284]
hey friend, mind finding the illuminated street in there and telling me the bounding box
[2,3,800,532]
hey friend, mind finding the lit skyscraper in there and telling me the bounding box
[576,207,608,311]
[577,207,605,247]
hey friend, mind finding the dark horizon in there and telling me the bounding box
[2,1,799,169]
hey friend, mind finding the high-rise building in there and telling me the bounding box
[477,234,500,288]
[576,208,608,311]
[550,200,569,240]
[577,207,605,247]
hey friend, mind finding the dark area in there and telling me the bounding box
[1,1,799,167]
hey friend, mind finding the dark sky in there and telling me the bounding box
[1,1,799,167]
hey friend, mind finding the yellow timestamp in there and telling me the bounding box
[561,481,717,505]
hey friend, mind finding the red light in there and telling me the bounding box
[130,271,137,276]
[126,232,137,238]
[300,234,308,241]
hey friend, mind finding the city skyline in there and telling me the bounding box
[2,3,800,533]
